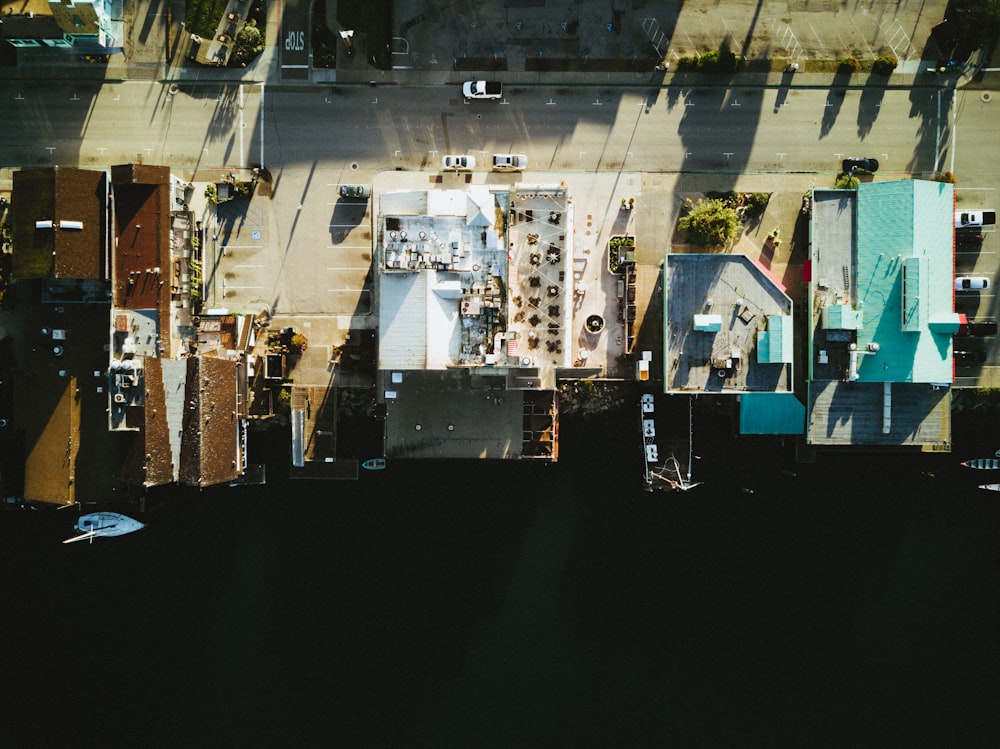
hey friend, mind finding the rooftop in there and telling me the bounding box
[663,253,794,394]
[376,184,573,390]
[806,180,956,449]
[11,167,107,281]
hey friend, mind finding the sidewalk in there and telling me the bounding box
[1,0,990,91]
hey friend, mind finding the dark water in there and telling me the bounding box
[3,403,1000,748]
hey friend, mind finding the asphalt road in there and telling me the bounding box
[3,81,995,179]
[0,78,996,359]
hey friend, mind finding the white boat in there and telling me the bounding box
[961,458,1000,470]
[979,484,1000,492]
[63,512,146,544]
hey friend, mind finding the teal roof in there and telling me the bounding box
[757,314,793,363]
[853,180,954,383]
[822,303,862,330]
[739,392,805,434]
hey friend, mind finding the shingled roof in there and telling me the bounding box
[11,167,107,280]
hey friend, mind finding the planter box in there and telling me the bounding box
[608,235,635,274]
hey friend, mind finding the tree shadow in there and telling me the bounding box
[906,49,955,173]
[820,68,854,139]
[773,67,796,113]
[857,70,889,139]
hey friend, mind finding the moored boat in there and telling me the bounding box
[961,458,1000,470]
[63,512,146,544]
[361,458,386,471]
[979,484,1000,492]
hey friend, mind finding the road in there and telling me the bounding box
[1,78,997,358]
[3,82,994,177]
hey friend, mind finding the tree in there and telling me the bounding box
[230,22,264,67]
[678,198,740,247]
[835,174,860,190]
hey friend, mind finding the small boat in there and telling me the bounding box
[961,458,1000,470]
[63,512,146,544]
[980,484,1000,492]
[361,458,386,471]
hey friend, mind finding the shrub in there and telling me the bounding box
[838,56,861,73]
[835,174,860,190]
[677,198,740,247]
[230,21,264,67]
[699,50,719,68]
[677,55,700,70]
[872,55,898,75]
[744,192,771,214]
[204,183,217,203]
[934,171,957,184]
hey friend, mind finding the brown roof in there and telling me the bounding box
[14,294,139,505]
[111,165,171,321]
[179,356,240,487]
[11,167,107,280]
[1,14,63,39]
[139,357,175,487]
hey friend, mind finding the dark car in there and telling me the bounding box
[842,157,879,173]
[339,184,371,200]
[955,350,987,367]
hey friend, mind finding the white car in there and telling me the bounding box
[492,153,527,171]
[955,210,996,229]
[462,81,502,99]
[955,276,990,292]
[442,154,476,171]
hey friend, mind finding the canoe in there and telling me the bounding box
[961,458,999,470]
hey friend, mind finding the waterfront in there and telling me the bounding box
[2,399,999,746]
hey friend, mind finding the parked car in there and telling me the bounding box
[462,81,502,99]
[955,210,996,229]
[492,153,527,171]
[339,184,370,200]
[955,276,991,291]
[842,157,879,173]
[957,318,998,337]
[955,350,987,366]
[442,154,476,170]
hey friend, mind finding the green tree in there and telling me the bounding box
[230,21,264,67]
[678,198,740,247]
[835,174,860,190]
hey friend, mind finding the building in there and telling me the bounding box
[806,180,957,449]
[0,0,123,57]
[373,185,565,460]
[662,252,804,435]
[5,165,252,505]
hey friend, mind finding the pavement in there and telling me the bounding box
[1,0,994,91]
[3,0,998,388]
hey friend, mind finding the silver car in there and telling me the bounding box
[492,153,527,171]
[442,154,476,171]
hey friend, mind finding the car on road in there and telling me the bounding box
[462,81,502,99]
[955,210,996,229]
[842,157,879,173]
[442,154,476,171]
[955,276,990,292]
[339,184,371,200]
[955,349,987,367]
[492,153,527,171]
